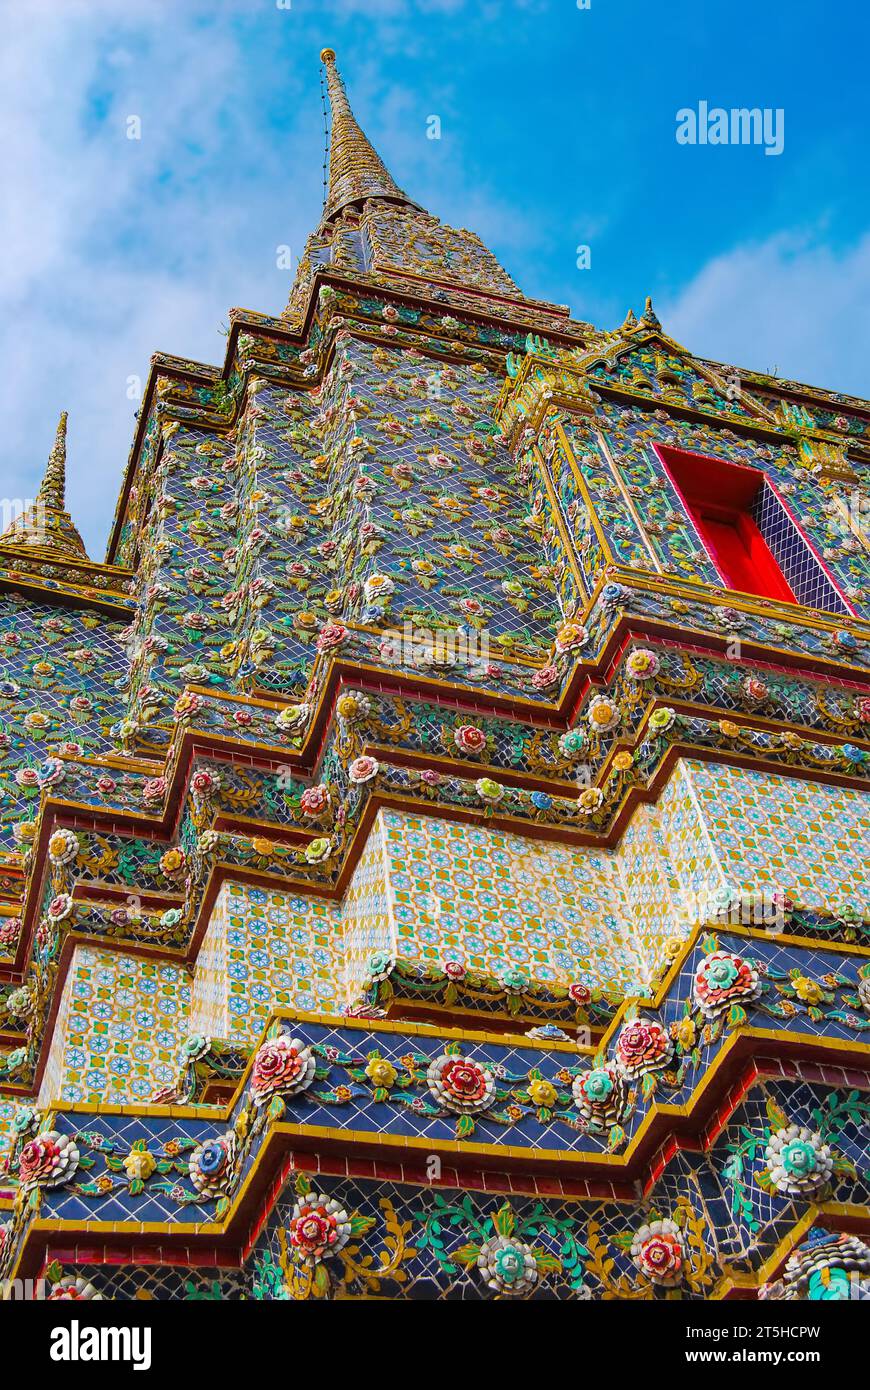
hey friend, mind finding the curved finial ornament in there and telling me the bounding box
[0,409,88,560]
[641,296,661,330]
[318,48,422,224]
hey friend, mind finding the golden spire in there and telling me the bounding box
[320,48,422,223]
[0,411,89,561]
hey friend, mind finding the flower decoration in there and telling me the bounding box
[477,1235,539,1296]
[613,1018,673,1078]
[159,848,186,877]
[475,777,504,803]
[742,676,768,702]
[336,692,371,724]
[527,1078,558,1109]
[531,664,559,692]
[648,706,676,734]
[142,776,167,804]
[427,1053,495,1115]
[304,838,332,865]
[587,695,619,732]
[366,950,395,983]
[122,1142,157,1185]
[46,1276,102,1301]
[625,648,660,680]
[316,622,348,652]
[364,1056,398,1091]
[189,1133,238,1198]
[299,784,330,816]
[558,728,586,758]
[631,1218,685,1287]
[572,1064,626,1131]
[47,829,79,866]
[287,1192,351,1264]
[181,1033,211,1063]
[577,786,604,815]
[250,1036,317,1107]
[363,574,394,601]
[453,724,487,756]
[17,1130,79,1191]
[46,894,74,923]
[190,769,221,797]
[554,622,589,655]
[692,950,761,1020]
[348,755,379,784]
[275,703,310,733]
[764,1125,834,1197]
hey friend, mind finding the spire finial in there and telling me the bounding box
[640,296,661,329]
[38,410,68,513]
[319,48,421,224]
[0,410,88,560]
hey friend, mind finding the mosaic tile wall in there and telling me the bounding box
[28,760,870,1115]
[187,883,342,1043]
[0,595,129,851]
[380,807,645,991]
[38,945,190,1108]
[689,759,870,912]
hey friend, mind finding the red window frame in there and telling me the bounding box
[653,444,800,604]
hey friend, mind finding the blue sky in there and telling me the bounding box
[3,0,869,557]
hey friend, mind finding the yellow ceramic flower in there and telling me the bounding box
[159,848,185,875]
[251,836,275,857]
[123,1145,156,1183]
[718,720,740,738]
[527,1079,558,1108]
[365,1057,398,1089]
[793,975,824,1005]
[590,701,616,727]
[676,1017,696,1050]
[336,694,361,721]
[24,711,49,730]
[613,751,634,772]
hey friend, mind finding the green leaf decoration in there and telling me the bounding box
[608,1124,626,1152]
[727,1003,747,1030]
[455,1114,476,1139]
[348,1212,377,1236]
[268,1095,286,1121]
[454,1242,481,1266]
[493,1202,515,1237]
[765,1097,790,1132]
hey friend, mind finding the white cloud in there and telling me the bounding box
[664,231,870,398]
[0,2,315,558]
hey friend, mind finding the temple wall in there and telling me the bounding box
[37,944,190,1108]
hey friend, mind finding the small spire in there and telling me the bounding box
[640,296,661,330]
[0,410,88,560]
[319,48,422,224]
[38,410,68,513]
[620,308,638,332]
